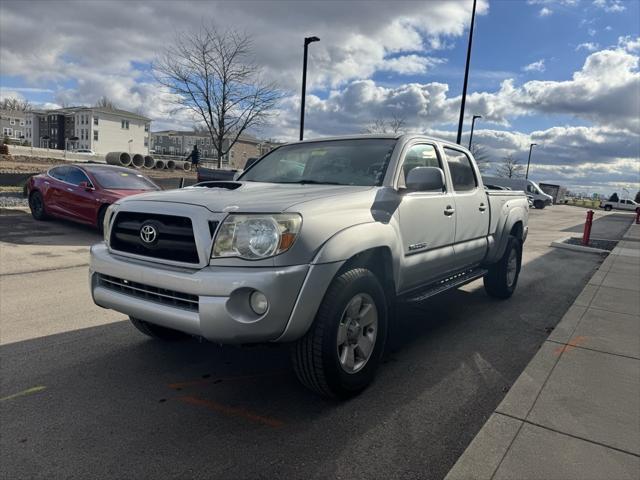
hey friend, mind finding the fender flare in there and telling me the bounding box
[486,206,526,264]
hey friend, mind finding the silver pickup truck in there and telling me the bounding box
[90,135,528,398]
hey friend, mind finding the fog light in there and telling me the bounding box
[249,291,268,315]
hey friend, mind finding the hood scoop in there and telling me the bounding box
[192,181,242,190]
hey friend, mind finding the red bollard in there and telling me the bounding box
[582,210,594,246]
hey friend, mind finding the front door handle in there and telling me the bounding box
[67,188,74,192]
[479,203,487,212]
[444,205,455,216]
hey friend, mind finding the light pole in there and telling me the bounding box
[456,0,477,145]
[128,138,133,154]
[468,114,482,149]
[300,35,320,141]
[525,143,537,179]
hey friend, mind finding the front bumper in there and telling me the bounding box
[90,243,341,344]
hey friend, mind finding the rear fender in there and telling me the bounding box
[485,206,526,264]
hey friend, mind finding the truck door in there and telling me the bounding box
[396,143,456,291]
[443,146,489,268]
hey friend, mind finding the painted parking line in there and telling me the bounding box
[0,386,46,402]
[178,395,285,428]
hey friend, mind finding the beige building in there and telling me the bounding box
[29,107,151,154]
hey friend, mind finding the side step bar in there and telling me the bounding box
[401,268,488,304]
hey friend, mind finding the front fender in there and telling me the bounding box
[311,221,402,289]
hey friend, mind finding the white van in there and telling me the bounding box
[482,176,553,209]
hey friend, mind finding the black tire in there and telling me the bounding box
[96,204,109,234]
[604,205,612,211]
[484,235,522,299]
[292,267,388,399]
[28,190,48,220]
[533,200,545,209]
[129,317,188,341]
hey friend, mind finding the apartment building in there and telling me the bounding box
[29,107,151,154]
[150,130,278,169]
[0,109,29,144]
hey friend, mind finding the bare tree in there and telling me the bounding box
[362,113,407,134]
[470,144,491,173]
[496,154,525,178]
[0,97,31,111]
[95,96,118,110]
[154,26,284,168]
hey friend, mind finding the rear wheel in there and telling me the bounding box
[484,235,522,299]
[292,267,388,399]
[28,191,48,220]
[604,205,612,211]
[129,317,188,341]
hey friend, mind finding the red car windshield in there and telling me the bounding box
[90,169,158,190]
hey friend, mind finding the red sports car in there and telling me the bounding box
[27,164,160,231]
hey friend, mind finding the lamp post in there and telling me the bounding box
[128,138,133,154]
[456,0,478,145]
[299,35,320,141]
[468,114,482,149]
[525,143,537,179]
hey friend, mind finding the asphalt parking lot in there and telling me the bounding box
[0,205,634,479]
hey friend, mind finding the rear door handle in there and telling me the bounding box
[67,188,74,192]
[479,203,487,212]
[444,206,455,216]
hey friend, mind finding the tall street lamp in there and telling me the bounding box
[456,0,478,145]
[468,114,482,149]
[525,143,537,179]
[299,36,320,141]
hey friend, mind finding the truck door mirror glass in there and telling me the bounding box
[405,167,445,192]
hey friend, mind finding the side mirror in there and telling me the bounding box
[79,181,94,191]
[405,167,445,192]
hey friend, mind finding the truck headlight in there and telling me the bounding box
[211,214,302,260]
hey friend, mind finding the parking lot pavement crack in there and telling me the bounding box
[545,339,640,361]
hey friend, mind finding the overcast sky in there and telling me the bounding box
[0,0,638,195]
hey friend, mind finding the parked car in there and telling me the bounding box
[74,149,96,155]
[27,164,159,231]
[600,198,639,212]
[91,135,529,398]
[482,175,552,209]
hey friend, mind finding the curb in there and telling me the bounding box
[550,237,610,254]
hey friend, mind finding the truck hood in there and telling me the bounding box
[120,181,375,213]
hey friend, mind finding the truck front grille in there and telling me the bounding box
[110,212,199,264]
[97,274,199,312]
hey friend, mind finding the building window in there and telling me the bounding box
[93,130,99,141]
[144,137,148,147]
[14,130,22,138]
[9,118,15,125]
[94,117,99,126]
[121,120,130,129]
[20,120,25,126]
[144,124,149,132]
[3,128,12,136]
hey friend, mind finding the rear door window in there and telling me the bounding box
[444,148,477,191]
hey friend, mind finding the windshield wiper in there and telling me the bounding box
[278,179,346,185]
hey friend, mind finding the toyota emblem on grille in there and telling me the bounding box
[140,224,158,244]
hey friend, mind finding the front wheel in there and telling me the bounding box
[604,205,612,211]
[292,267,388,399]
[28,191,48,220]
[484,235,522,299]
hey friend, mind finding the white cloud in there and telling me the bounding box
[593,0,626,12]
[523,59,546,72]
[379,55,446,75]
[539,7,553,16]
[576,42,599,52]
[618,36,640,53]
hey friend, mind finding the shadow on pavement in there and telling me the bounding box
[562,212,633,240]
[0,239,614,480]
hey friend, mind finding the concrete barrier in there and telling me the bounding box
[105,152,132,167]
[131,153,145,168]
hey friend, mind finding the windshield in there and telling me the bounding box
[240,138,397,186]
[90,169,158,190]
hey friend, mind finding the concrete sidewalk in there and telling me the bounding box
[446,223,640,480]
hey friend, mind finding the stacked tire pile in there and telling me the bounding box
[105,152,192,171]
